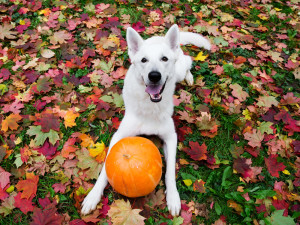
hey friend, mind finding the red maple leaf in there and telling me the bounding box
[0,167,11,189]
[35,111,60,132]
[30,202,62,225]
[132,21,146,32]
[36,141,58,159]
[184,141,207,161]
[14,192,34,214]
[82,48,95,60]
[99,196,110,218]
[0,187,9,200]
[264,154,286,178]
[15,172,39,199]
[233,157,253,178]
[272,199,289,216]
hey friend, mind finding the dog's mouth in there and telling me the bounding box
[145,79,167,103]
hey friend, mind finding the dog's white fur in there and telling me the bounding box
[81,25,211,216]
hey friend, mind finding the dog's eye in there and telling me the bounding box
[161,56,168,62]
[141,58,148,63]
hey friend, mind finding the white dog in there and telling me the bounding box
[81,24,211,216]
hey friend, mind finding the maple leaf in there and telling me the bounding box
[1,114,22,132]
[14,192,34,214]
[36,141,58,159]
[61,138,78,158]
[265,154,286,178]
[193,179,206,193]
[107,199,146,225]
[30,202,62,225]
[229,83,249,102]
[0,193,16,216]
[257,96,279,109]
[16,172,39,199]
[181,210,192,225]
[244,129,264,148]
[233,157,252,178]
[41,49,55,58]
[27,125,59,146]
[184,141,207,161]
[64,110,80,128]
[233,56,247,64]
[52,183,66,193]
[76,148,102,180]
[227,200,243,214]
[2,100,24,114]
[36,77,52,93]
[49,30,72,45]
[212,65,224,75]
[0,167,11,189]
[261,210,295,225]
[257,121,274,135]
[0,23,17,39]
[146,189,165,208]
[194,51,208,61]
[88,141,106,163]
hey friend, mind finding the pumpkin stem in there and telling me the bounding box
[123,154,131,159]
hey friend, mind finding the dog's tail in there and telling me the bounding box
[180,32,211,50]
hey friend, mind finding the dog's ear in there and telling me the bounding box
[127,27,143,58]
[165,24,180,51]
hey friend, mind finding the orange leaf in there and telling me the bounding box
[15,172,39,199]
[61,138,78,158]
[1,114,22,132]
[79,133,94,148]
[234,56,247,64]
[64,110,80,128]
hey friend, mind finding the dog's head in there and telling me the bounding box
[126,25,180,102]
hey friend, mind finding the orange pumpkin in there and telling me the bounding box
[105,137,162,197]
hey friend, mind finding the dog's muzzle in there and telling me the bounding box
[145,78,167,103]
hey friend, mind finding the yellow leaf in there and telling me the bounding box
[76,186,90,196]
[183,179,193,186]
[19,20,25,25]
[64,110,80,128]
[242,109,252,120]
[282,170,290,175]
[6,185,14,193]
[88,142,106,163]
[194,52,208,61]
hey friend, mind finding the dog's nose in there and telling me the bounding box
[148,71,161,83]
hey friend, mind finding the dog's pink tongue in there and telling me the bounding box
[145,85,162,95]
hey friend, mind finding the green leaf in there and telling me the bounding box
[26,126,59,146]
[222,166,232,187]
[0,84,8,95]
[172,216,184,225]
[214,202,222,215]
[252,190,276,199]
[260,210,295,225]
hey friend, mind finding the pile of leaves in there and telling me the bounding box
[0,0,299,224]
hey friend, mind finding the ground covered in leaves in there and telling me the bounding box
[0,0,299,224]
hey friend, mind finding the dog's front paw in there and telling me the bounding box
[81,189,102,215]
[185,71,194,86]
[166,188,181,216]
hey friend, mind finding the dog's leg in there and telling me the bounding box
[175,54,193,86]
[81,115,138,215]
[161,123,181,216]
[185,70,194,86]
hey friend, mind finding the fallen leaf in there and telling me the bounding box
[107,199,146,225]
